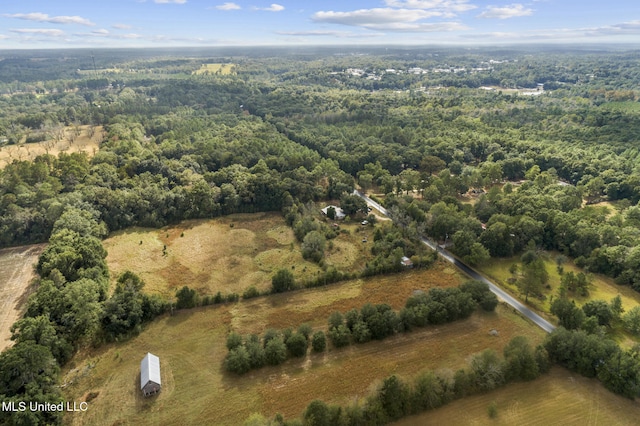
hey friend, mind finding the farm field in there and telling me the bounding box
[0,125,103,168]
[395,365,640,426]
[0,244,45,351]
[104,212,374,298]
[61,263,547,425]
[192,63,236,75]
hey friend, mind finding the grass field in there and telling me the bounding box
[104,213,372,298]
[192,63,236,75]
[477,253,640,313]
[0,244,45,352]
[62,262,551,425]
[395,365,640,426]
[0,125,103,169]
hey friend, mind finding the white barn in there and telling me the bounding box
[140,353,161,397]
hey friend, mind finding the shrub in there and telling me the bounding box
[242,286,260,299]
[224,346,251,374]
[286,333,308,357]
[264,337,287,366]
[312,331,326,352]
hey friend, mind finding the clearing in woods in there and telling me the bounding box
[394,365,640,426]
[0,125,103,169]
[104,212,373,298]
[192,63,236,75]
[0,244,45,352]
[61,264,550,426]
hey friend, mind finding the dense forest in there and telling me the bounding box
[1,46,640,424]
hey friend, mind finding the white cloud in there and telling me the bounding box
[384,0,476,14]
[255,4,285,12]
[112,23,133,29]
[4,12,95,26]
[154,0,187,4]
[275,30,377,38]
[478,4,533,19]
[216,2,241,10]
[314,8,442,25]
[10,28,66,36]
[461,20,640,43]
[312,8,467,32]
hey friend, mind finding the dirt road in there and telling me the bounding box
[0,244,45,352]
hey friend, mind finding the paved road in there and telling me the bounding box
[355,190,556,334]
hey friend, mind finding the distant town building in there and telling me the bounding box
[141,353,161,397]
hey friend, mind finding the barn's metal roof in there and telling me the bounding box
[140,352,161,389]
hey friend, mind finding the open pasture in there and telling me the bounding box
[396,365,640,426]
[61,263,551,425]
[104,213,371,298]
[0,125,103,169]
[192,63,236,75]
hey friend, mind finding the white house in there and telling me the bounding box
[321,205,346,220]
[141,353,161,397]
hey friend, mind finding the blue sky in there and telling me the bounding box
[0,1,638,49]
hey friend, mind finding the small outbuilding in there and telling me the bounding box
[321,205,346,220]
[140,352,161,397]
[400,256,413,268]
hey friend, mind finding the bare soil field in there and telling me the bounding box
[62,263,551,425]
[0,125,103,168]
[395,365,640,426]
[104,213,374,298]
[0,244,45,352]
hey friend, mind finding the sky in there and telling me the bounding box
[0,0,638,49]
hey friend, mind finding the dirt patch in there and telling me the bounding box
[0,244,45,351]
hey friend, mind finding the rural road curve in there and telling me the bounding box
[355,190,556,334]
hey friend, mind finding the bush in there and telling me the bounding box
[328,324,351,348]
[311,331,326,352]
[272,269,295,293]
[226,332,243,351]
[297,323,312,341]
[286,333,308,357]
[175,286,199,309]
[242,286,260,299]
[224,346,251,374]
[264,337,287,366]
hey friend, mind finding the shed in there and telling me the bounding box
[321,205,346,220]
[140,352,161,397]
[400,256,413,268]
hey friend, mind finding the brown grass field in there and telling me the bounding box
[395,365,640,426]
[0,125,103,169]
[0,244,45,352]
[60,261,556,426]
[104,213,375,298]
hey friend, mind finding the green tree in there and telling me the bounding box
[302,230,326,263]
[226,332,243,351]
[517,258,548,302]
[271,269,295,293]
[175,286,199,309]
[623,306,640,335]
[582,300,613,326]
[224,346,251,374]
[550,298,585,330]
[311,331,326,352]
[303,399,331,426]
[286,332,308,357]
[264,337,287,365]
[503,336,540,381]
